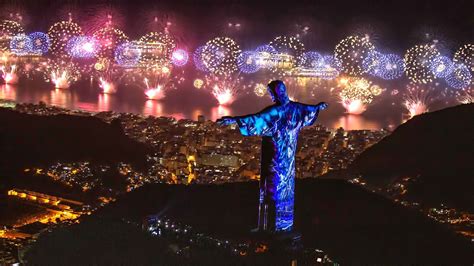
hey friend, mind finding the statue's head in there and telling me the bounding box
[267,80,290,105]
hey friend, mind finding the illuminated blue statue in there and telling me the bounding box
[217,80,328,232]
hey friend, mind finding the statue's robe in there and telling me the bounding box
[234,101,321,232]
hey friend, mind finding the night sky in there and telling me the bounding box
[0,0,472,52]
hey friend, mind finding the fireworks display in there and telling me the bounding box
[378,53,405,80]
[139,32,175,67]
[254,83,267,97]
[0,10,470,120]
[315,55,341,80]
[45,60,81,89]
[237,51,260,73]
[141,64,175,100]
[193,46,208,72]
[114,41,141,67]
[95,58,124,94]
[255,44,277,54]
[445,63,472,89]
[93,27,128,59]
[335,35,375,76]
[453,44,473,73]
[171,49,189,67]
[0,20,24,51]
[338,77,376,114]
[404,44,440,84]
[48,21,83,57]
[456,87,473,104]
[1,64,19,84]
[193,78,204,89]
[205,74,242,105]
[270,36,305,58]
[430,55,454,79]
[10,34,32,56]
[201,37,241,76]
[403,83,433,118]
[362,51,384,76]
[298,51,322,68]
[28,32,50,55]
[66,36,100,58]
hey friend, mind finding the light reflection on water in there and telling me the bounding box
[0,83,407,130]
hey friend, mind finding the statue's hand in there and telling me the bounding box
[317,102,329,110]
[216,116,236,126]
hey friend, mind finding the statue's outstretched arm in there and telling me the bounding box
[300,102,328,127]
[217,106,279,136]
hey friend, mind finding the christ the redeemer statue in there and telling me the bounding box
[217,80,328,233]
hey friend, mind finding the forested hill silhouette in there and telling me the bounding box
[350,103,474,211]
[0,108,150,172]
[27,179,473,264]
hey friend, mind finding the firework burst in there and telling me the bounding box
[94,58,124,94]
[9,33,32,56]
[453,44,473,73]
[456,87,473,104]
[237,51,260,74]
[139,31,176,67]
[205,73,242,105]
[403,83,434,118]
[338,76,376,114]
[45,59,81,89]
[430,55,454,79]
[171,48,189,67]
[114,41,141,68]
[404,44,440,84]
[93,26,128,59]
[48,20,83,57]
[445,63,472,89]
[141,64,176,100]
[378,54,405,80]
[201,37,241,76]
[254,83,267,97]
[66,36,100,58]
[0,20,24,51]
[335,35,375,76]
[28,32,50,55]
[1,64,19,84]
[270,36,305,58]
